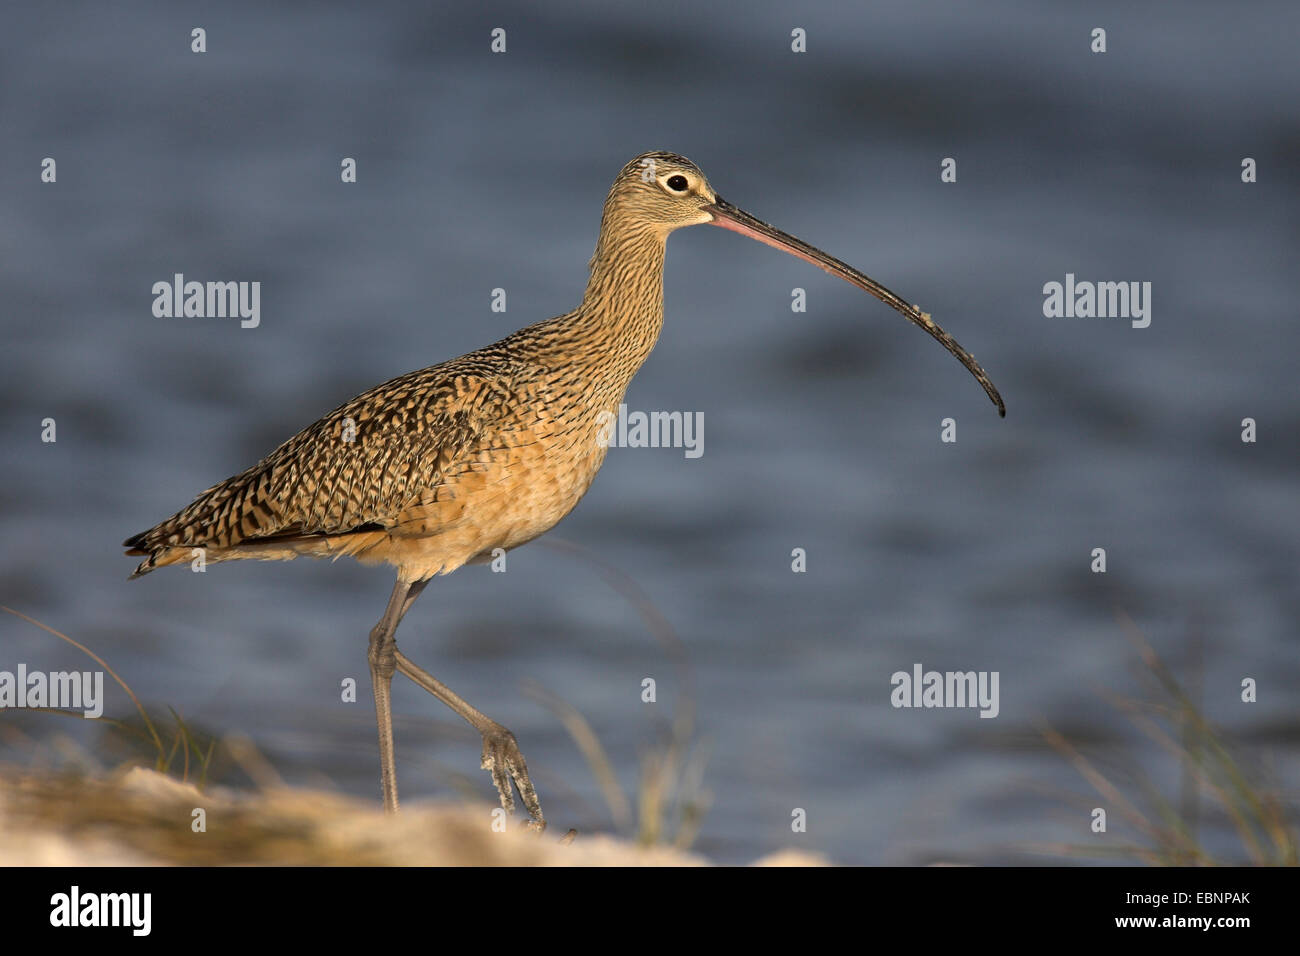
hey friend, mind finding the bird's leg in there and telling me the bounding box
[368,578,419,814]
[394,649,545,831]
[396,578,429,620]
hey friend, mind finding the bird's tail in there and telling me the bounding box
[122,534,197,578]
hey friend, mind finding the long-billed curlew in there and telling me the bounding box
[124,151,1004,829]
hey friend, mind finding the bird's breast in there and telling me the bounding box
[379,404,614,576]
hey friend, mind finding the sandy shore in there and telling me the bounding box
[0,766,824,866]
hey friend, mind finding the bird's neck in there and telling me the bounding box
[559,219,668,396]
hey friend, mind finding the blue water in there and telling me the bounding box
[2,1,1297,864]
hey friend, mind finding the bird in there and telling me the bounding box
[124,150,1004,830]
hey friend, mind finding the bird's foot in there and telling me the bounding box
[480,722,545,832]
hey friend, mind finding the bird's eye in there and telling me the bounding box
[665,174,689,193]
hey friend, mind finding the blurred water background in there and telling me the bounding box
[2,1,1297,863]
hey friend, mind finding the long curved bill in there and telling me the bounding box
[705,196,1005,417]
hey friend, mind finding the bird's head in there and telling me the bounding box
[605,151,720,234]
[595,150,1005,416]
